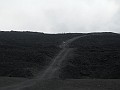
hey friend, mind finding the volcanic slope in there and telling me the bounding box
[39,35,87,79]
[1,32,120,90]
[0,35,88,90]
[60,32,120,79]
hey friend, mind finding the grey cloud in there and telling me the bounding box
[0,0,120,33]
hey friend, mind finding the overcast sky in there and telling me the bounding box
[0,0,120,33]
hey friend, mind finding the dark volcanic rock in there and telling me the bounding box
[60,32,120,79]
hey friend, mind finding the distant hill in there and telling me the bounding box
[60,32,120,79]
[0,31,84,78]
[0,31,120,79]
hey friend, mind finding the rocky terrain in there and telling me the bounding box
[0,31,120,90]
[0,31,120,79]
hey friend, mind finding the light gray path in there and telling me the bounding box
[40,35,87,79]
[40,48,73,79]
[0,35,89,90]
[39,35,88,79]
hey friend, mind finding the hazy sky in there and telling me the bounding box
[0,0,120,33]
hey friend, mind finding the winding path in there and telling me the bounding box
[0,35,88,90]
[39,35,88,79]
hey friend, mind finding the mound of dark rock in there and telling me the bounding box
[60,32,120,79]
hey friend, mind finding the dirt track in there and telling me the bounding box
[39,35,88,79]
[2,34,120,90]
[40,48,73,79]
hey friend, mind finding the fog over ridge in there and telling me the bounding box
[0,0,120,33]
